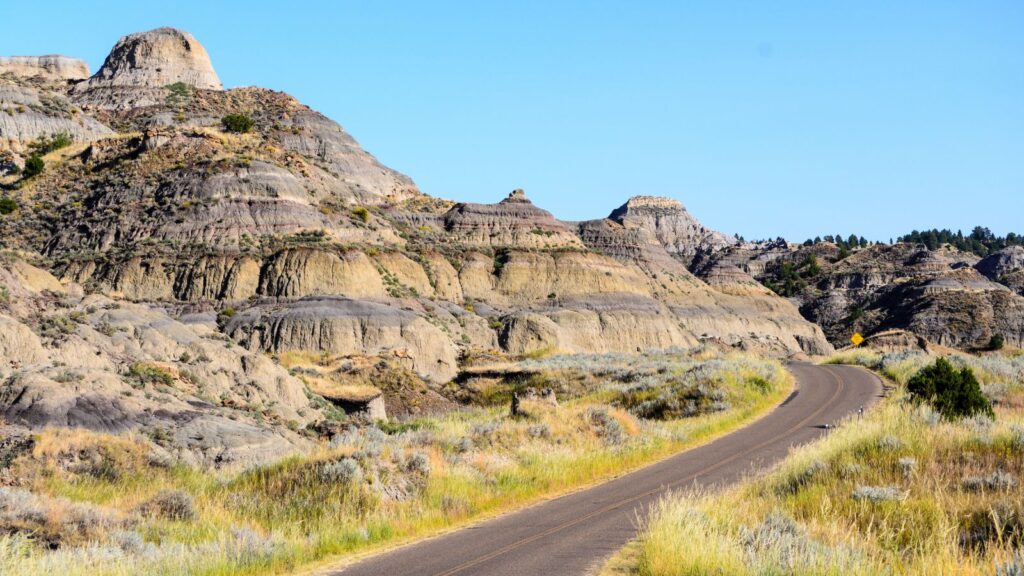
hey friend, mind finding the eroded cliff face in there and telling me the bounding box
[0,55,90,82]
[0,27,842,460]
[713,241,1024,350]
[0,75,113,155]
[607,196,738,269]
[977,246,1024,297]
[0,261,320,468]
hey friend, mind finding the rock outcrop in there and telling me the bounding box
[0,55,90,81]
[0,261,321,468]
[225,297,460,382]
[440,190,584,248]
[977,246,1024,296]
[1,28,839,387]
[724,242,1024,349]
[84,28,222,90]
[0,77,113,151]
[21,26,1001,473]
[606,196,738,269]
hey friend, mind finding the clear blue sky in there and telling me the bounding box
[3,1,1021,241]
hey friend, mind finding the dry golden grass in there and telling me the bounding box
[0,350,793,576]
[302,374,381,402]
[606,351,1024,576]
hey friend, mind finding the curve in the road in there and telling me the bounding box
[329,363,881,576]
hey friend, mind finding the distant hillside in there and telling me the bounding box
[899,226,1023,256]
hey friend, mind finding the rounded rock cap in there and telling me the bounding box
[87,27,222,90]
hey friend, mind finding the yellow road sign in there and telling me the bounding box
[851,333,864,346]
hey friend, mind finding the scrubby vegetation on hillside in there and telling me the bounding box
[0,348,791,576]
[221,113,255,134]
[606,350,1024,576]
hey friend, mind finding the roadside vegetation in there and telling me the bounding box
[0,347,791,576]
[605,349,1024,576]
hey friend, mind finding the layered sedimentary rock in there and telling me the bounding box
[499,294,699,354]
[606,196,738,269]
[0,55,90,81]
[577,201,833,356]
[1,27,859,465]
[977,246,1024,296]
[441,190,584,248]
[0,77,112,150]
[726,242,1024,349]
[9,25,1019,472]
[0,262,320,468]
[84,27,222,90]
[225,297,459,382]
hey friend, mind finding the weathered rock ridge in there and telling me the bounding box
[977,246,1024,297]
[0,55,90,81]
[0,262,319,468]
[607,196,738,269]
[0,26,872,468]
[711,241,1024,349]
[0,76,113,153]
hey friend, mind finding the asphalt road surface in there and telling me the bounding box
[330,363,881,576]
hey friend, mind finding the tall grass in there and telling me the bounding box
[827,349,1024,388]
[619,378,1024,576]
[0,350,792,576]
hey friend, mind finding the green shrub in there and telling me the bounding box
[28,132,72,156]
[221,113,255,134]
[126,362,176,388]
[801,254,822,277]
[352,206,370,223]
[216,307,237,329]
[0,197,16,215]
[989,334,1006,351]
[165,82,191,106]
[22,155,44,178]
[906,358,993,420]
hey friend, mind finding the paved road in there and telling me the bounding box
[330,363,881,576]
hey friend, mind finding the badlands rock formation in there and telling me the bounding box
[977,246,1024,296]
[84,27,222,90]
[1,28,833,379]
[713,241,1024,349]
[0,261,321,468]
[0,73,112,153]
[0,55,90,81]
[605,195,738,268]
[4,25,1019,471]
[32,25,1024,468]
[439,189,585,248]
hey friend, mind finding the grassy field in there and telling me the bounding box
[0,348,792,576]
[605,349,1024,576]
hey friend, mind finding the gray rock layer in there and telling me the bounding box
[0,81,113,149]
[0,262,320,469]
[0,55,90,81]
